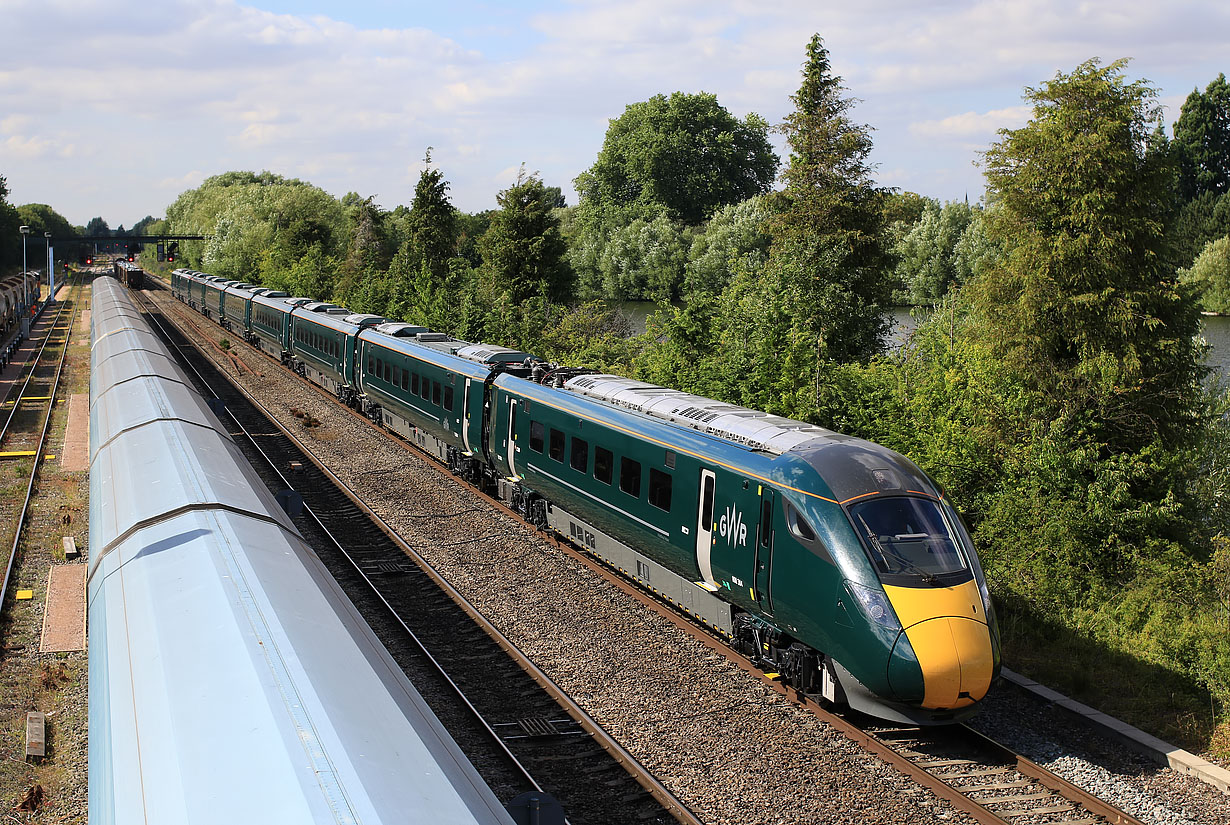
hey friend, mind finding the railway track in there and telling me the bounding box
[849,720,1145,825]
[131,284,699,825]
[143,277,1153,825]
[0,278,81,614]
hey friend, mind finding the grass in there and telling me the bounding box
[997,594,1230,761]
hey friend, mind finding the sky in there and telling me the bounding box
[2,0,1227,229]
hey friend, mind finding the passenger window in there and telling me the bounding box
[419,376,429,399]
[443,385,453,410]
[393,366,400,386]
[530,421,545,453]
[649,469,672,512]
[402,371,409,391]
[385,361,392,383]
[412,373,419,395]
[594,447,613,485]
[549,429,565,462]
[570,437,588,473]
[432,381,441,406]
[620,457,641,498]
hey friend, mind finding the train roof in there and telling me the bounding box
[291,304,367,333]
[554,373,939,503]
[358,327,494,378]
[375,321,430,337]
[88,275,515,825]
[455,343,533,366]
[343,313,386,328]
[562,373,836,455]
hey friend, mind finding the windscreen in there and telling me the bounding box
[848,496,969,583]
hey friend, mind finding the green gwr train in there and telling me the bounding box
[170,267,1001,724]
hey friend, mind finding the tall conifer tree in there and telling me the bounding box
[766,33,891,365]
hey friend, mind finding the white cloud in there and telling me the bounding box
[4,134,52,160]
[2,0,1228,223]
[910,106,1033,140]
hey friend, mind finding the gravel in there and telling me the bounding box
[968,687,1230,825]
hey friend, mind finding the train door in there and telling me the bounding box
[480,380,496,465]
[754,487,776,615]
[695,469,717,586]
[462,378,473,454]
[505,397,520,480]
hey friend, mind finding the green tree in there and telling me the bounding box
[1180,235,1230,313]
[16,204,77,242]
[260,242,340,300]
[479,169,572,303]
[334,196,391,306]
[84,217,111,237]
[764,33,892,365]
[891,200,977,304]
[978,57,1205,455]
[683,195,771,297]
[165,171,345,278]
[575,91,778,224]
[594,214,689,302]
[406,152,458,279]
[0,176,22,271]
[1171,190,1230,267]
[1173,73,1230,202]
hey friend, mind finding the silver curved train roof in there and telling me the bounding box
[88,276,513,825]
[563,373,837,454]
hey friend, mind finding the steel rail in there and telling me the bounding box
[137,285,706,825]
[0,292,73,444]
[0,277,82,621]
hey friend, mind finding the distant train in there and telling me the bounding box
[170,267,1001,725]
[113,259,144,289]
[90,275,515,824]
[0,270,39,335]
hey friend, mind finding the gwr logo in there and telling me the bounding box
[719,505,747,548]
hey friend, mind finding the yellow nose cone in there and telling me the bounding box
[884,580,994,709]
[905,616,993,708]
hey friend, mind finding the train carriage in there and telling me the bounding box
[169,269,190,302]
[201,277,239,320]
[0,272,37,333]
[250,294,310,362]
[288,307,377,401]
[219,282,258,332]
[356,327,489,463]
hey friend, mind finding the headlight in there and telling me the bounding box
[847,581,901,631]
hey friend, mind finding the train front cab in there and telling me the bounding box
[776,470,1001,724]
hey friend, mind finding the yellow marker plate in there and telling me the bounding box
[16,590,33,600]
